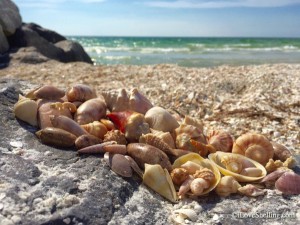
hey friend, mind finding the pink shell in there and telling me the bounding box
[275,172,300,195]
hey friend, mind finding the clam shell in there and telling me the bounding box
[143,164,178,203]
[172,153,221,195]
[208,152,267,182]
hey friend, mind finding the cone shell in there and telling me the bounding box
[172,153,221,195]
[14,95,38,126]
[66,84,96,102]
[232,133,274,166]
[104,152,132,177]
[81,121,108,139]
[143,164,178,203]
[208,152,267,182]
[75,134,102,150]
[33,85,65,100]
[145,106,179,132]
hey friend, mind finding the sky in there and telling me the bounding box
[14,0,300,37]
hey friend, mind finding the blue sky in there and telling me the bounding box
[14,0,300,37]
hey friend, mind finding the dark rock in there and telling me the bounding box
[0,0,22,36]
[0,25,9,53]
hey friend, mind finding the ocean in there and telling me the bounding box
[68,36,300,67]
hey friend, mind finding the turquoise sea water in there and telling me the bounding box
[68,36,300,67]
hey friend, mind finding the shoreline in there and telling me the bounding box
[1,62,300,154]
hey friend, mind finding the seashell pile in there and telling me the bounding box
[13,84,300,202]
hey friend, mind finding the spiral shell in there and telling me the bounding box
[232,133,274,166]
[66,84,96,102]
[208,152,267,182]
[14,95,38,126]
[81,121,108,139]
[215,176,241,197]
[170,168,189,186]
[150,129,175,149]
[103,130,127,145]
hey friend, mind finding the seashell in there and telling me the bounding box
[77,141,116,154]
[103,130,127,145]
[215,176,241,197]
[102,144,127,155]
[37,100,70,129]
[74,97,107,125]
[240,167,262,177]
[50,115,88,137]
[143,163,178,203]
[206,130,233,152]
[104,152,132,177]
[171,209,198,223]
[232,133,274,166]
[127,143,172,171]
[36,127,76,148]
[238,184,266,197]
[81,121,108,139]
[145,106,179,132]
[128,88,153,114]
[180,161,203,174]
[33,85,65,100]
[102,88,130,112]
[14,95,38,126]
[260,168,289,183]
[182,115,204,132]
[208,152,267,182]
[173,153,221,195]
[271,141,292,162]
[66,84,96,102]
[50,102,77,113]
[170,168,189,186]
[175,124,207,154]
[190,178,210,196]
[150,129,175,148]
[124,155,144,178]
[178,175,194,197]
[107,111,150,142]
[75,134,102,150]
[100,119,115,131]
[275,171,300,195]
[139,133,177,156]
[193,168,216,183]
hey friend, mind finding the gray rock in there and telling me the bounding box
[0,25,9,53]
[0,0,22,35]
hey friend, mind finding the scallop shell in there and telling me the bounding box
[172,153,221,195]
[215,176,241,197]
[271,141,292,162]
[232,133,274,166]
[66,84,96,102]
[208,152,267,182]
[145,106,179,132]
[81,121,108,139]
[207,130,233,152]
[143,164,178,203]
[14,95,38,126]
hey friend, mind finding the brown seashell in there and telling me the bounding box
[14,95,38,126]
[104,152,132,177]
[139,133,177,156]
[125,112,150,142]
[100,119,115,131]
[102,144,127,155]
[103,130,127,145]
[145,106,179,132]
[127,143,172,171]
[128,88,153,114]
[232,133,274,166]
[260,168,289,183]
[215,176,241,197]
[102,89,130,112]
[193,168,215,183]
[238,184,266,197]
[150,129,175,148]
[75,97,107,125]
[66,84,96,102]
[50,115,88,137]
[207,130,233,152]
[75,134,102,150]
[124,155,144,178]
[170,168,189,186]
[77,141,116,154]
[271,141,292,162]
[36,127,76,148]
[275,171,300,195]
[81,121,108,139]
[33,85,65,100]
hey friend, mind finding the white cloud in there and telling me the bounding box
[145,0,300,8]
[14,0,107,8]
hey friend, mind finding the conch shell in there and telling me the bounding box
[215,176,241,197]
[172,153,221,196]
[232,133,274,166]
[14,95,38,126]
[150,129,175,149]
[271,141,292,162]
[208,152,267,182]
[143,164,178,203]
[81,121,108,139]
[102,88,153,114]
[66,84,96,102]
[74,97,107,125]
[107,111,150,142]
[145,106,179,132]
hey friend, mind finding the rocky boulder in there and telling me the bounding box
[0,26,9,53]
[0,0,22,36]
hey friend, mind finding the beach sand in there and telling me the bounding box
[1,61,300,153]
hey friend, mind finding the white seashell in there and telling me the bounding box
[172,209,198,222]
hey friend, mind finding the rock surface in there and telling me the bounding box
[0,0,22,36]
[0,77,299,225]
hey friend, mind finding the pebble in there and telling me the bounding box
[9,141,23,148]
[273,131,281,138]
